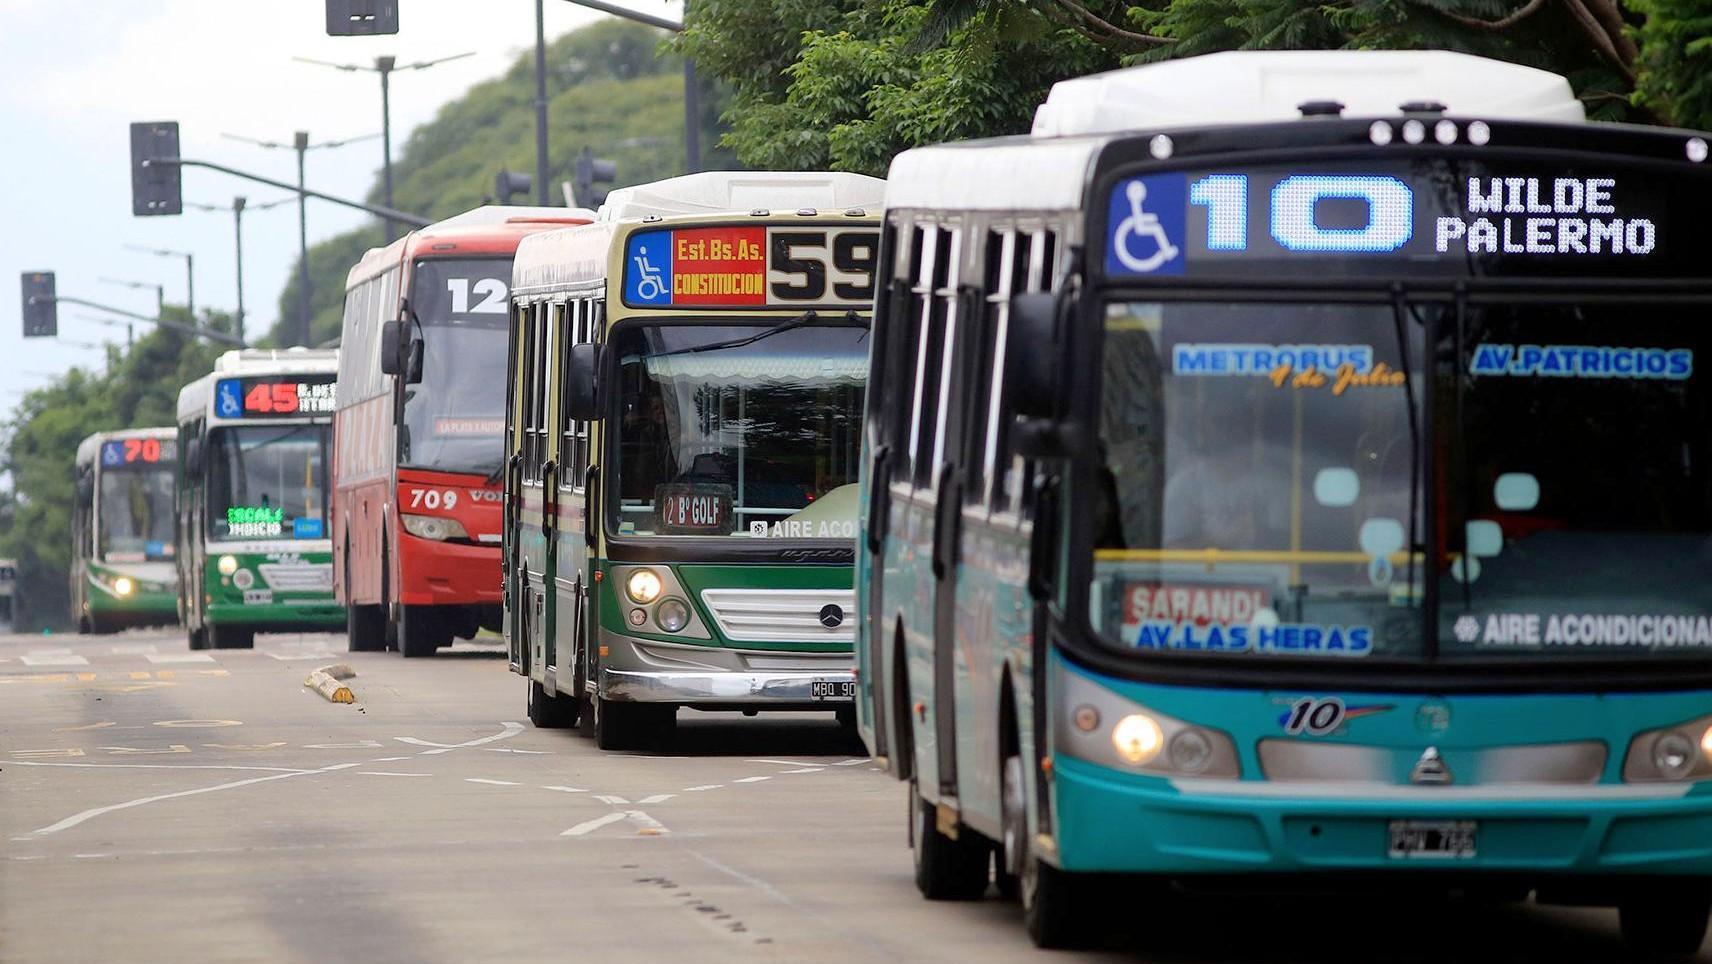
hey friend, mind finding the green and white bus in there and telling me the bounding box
[175,349,342,649]
[71,428,180,633]
[506,171,885,749]
[859,50,1712,954]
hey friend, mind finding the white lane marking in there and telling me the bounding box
[594,794,629,805]
[836,759,870,766]
[465,778,521,786]
[638,794,675,804]
[17,762,360,839]
[733,776,770,784]
[21,654,89,667]
[625,811,668,834]
[542,785,586,794]
[369,756,410,762]
[144,653,215,664]
[561,812,629,837]
[109,644,159,655]
[395,722,524,755]
[746,758,815,766]
[359,771,433,777]
[74,853,113,859]
[683,784,722,792]
[303,741,384,749]
[0,761,309,774]
[780,767,824,774]
[483,747,548,754]
[263,651,339,661]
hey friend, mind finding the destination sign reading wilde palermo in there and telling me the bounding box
[1100,158,1709,282]
[214,375,337,419]
[624,225,879,309]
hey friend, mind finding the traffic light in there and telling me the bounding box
[495,169,533,206]
[325,0,398,35]
[130,121,182,216]
[21,272,56,338]
[573,148,617,208]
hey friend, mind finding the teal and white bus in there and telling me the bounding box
[858,51,1712,953]
[72,428,180,633]
[176,349,343,649]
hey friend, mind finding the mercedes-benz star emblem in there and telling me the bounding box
[818,604,845,629]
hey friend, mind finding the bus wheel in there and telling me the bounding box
[1021,850,1092,949]
[996,754,1027,902]
[1619,879,1712,958]
[912,781,989,901]
[346,605,386,652]
[208,626,254,650]
[397,606,444,658]
[527,679,579,729]
[188,625,208,650]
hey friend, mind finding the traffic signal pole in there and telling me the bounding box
[38,295,244,347]
[137,156,431,228]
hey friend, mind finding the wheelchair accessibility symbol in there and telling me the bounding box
[1105,174,1186,277]
[632,253,666,301]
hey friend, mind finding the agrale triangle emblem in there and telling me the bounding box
[1411,746,1454,785]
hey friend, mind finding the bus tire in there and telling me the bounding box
[208,625,254,650]
[595,698,672,751]
[1619,879,1712,958]
[347,605,386,652]
[912,782,989,901]
[397,605,443,658]
[528,678,578,728]
[1022,857,1090,950]
[997,754,1027,902]
[188,625,208,650]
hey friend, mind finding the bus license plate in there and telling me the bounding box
[1388,820,1476,859]
[810,680,854,701]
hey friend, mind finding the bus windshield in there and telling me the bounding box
[1090,298,1712,663]
[1090,301,1423,659]
[100,463,175,562]
[206,424,330,542]
[401,258,511,477]
[609,321,867,540]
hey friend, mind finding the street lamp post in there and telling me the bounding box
[555,1,697,174]
[187,195,292,347]
[292,52,474,239]
[122,244,195,316]
[222,130,379,347]
[98,276,165,318]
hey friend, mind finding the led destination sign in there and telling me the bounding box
[100,437,175,467]
[624,225,879,309]
[214,376,336,419]
[1101,159,1703,281]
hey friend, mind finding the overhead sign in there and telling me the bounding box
[214,375,337,419]
[624,225,879,309]
[1101,159,1695,281]
[101,438,175,467]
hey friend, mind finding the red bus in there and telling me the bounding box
[333,206,593,656]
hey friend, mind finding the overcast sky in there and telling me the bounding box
[0,0,681,404]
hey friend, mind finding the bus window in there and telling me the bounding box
[100,461,176,563]
[400,260,513,479]
[610,323,868,539]
[207,424,331,541]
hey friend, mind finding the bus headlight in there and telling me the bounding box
[625,569,663,604]
[1625,714,1712,782]
[1112,714,1163,765]
[656,598,690,633]
[1057,667,1239,778]
[402,514,469,542]
[112,576,135,597]
[217,554,239,576]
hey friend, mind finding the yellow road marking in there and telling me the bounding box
[0,674,68,684]
[130,671,151,680]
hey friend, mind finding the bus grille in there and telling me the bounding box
[258,563,333,593]
[699,588,856,644]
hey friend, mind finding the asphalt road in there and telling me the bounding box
[1,627,1705,964]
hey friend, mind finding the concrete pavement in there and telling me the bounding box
[0,628,1702,963]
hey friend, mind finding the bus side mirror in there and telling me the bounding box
[566,343,601,421]
[406,339,424,385]
[183,438,202,478]
[380,318,405,376]
[1007,292,1059,418]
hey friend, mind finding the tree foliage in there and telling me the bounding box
[268,18,731,347]
[0,311,232,631]
[678,0,1712,175]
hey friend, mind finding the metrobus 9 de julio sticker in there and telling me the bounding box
[623,225,879,309]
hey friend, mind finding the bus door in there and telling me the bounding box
[556,300,599,704]
[540,303,566,682]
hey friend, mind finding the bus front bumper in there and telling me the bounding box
[205,601,345,629]
[598,629,853,708]
[1052,754,1712,877]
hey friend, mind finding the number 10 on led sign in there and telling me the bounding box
[1191,174,1415,253]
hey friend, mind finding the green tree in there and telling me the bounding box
[677,0,1712,174]
[268,18,732,347]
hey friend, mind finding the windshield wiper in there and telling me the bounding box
[1388,290,1423,612]
[632,309,863,360]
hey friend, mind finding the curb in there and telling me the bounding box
[305,663,357,704]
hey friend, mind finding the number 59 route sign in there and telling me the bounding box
[624,225,879,309]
